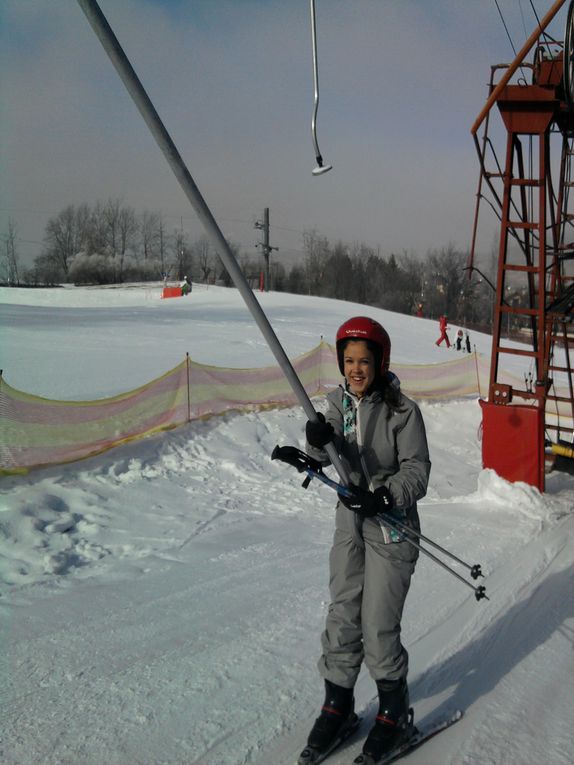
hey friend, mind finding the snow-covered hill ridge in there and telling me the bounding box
[0,283,533,399]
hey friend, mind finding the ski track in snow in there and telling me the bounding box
[1,285,573,765]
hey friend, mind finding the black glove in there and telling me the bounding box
[306,412,335,449]
[338,485,394,518]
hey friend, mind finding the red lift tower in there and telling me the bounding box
[469,0,574,491]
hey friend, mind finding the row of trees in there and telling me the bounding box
[23,200,198,285]
[284,231,493,328]
[2,200,496,328]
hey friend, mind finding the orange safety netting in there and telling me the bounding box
[1,342,486,474]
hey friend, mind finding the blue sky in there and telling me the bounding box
[1,1,570,268]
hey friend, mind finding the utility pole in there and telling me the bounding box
[254,207,278,291]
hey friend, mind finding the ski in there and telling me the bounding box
[352,710,463,764]
[296,713,361,765]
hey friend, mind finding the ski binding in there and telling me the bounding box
[352,709,463,764]
[297,713,361,764]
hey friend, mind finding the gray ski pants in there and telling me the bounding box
[318,520,418,689]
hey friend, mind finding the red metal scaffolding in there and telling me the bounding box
[468,0,574,490]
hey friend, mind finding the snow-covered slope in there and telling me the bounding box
[1,285,572,765]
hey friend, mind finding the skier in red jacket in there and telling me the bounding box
[435,314,451,348]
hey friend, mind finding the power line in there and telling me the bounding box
[528,0,542,30]
[528,0,558,48]
[493,0,532,81]
[493,0,520,59]
[0,206,57,217]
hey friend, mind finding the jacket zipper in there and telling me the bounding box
[354,392,393,544]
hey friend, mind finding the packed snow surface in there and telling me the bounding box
[1,284,573,765]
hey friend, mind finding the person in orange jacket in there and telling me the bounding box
[435,314,451,348]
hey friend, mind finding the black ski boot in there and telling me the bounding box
[360,678,413,763]
[297,680,358,765]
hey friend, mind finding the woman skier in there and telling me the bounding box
[301,316,431,764]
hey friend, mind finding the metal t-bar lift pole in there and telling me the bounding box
[76,0,350,486]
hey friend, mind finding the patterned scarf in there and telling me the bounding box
[342,389,357,437]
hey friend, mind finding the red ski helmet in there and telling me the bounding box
[335,316,391,376]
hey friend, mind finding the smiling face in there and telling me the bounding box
[342,340,376,398]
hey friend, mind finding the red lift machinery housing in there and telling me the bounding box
[469,0,574,491]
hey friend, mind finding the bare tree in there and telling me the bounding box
[2,218,20,285]
[86,201,107,256]
[102,198,121,260]
[216,241,241,287]
[173,228,192,279]
[157,214,170,276]
[83,199,138,281]
[424,245,468,320]
[362,250,386,307]
[117,204,138,279]
[271,261,287,291]
[101,199,137,282]
[321,241,353,300]
[286,264,306,294]
[140,210,160,262]
[43,204,90,277]
[193,236,215,283]
[29,252,64,285]
[348,242,375,304]
[303,229,330,295]
[240,254,260,289]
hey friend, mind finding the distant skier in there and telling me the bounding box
[415,302,423,318]
[301,316,431,765]
[180,275,192,296]
[435,314,451,348]
[465,330,472,354]
[455,329,464,351]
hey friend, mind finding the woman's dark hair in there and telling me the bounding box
[377,372,403,416]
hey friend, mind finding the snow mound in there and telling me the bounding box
[476,468,571,520]
[0,485,110,586]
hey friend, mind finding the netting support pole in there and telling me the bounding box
[186,353,191,423]
[75,0,350,486]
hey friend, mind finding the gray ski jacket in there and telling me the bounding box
[306,384,431,543]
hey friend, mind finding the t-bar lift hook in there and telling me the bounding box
[310,0,332,175]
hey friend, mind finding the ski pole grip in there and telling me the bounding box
[303,410,349,487]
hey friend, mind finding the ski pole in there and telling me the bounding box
[76,0,350,489]
[272,446,488,601]
[272,445,353,494]
[273,446,485,577]
[384,516,484,580]
[376,515,489,602]
[315,470,489,600]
